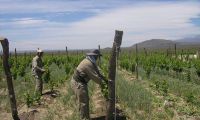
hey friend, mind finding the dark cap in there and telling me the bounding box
[86,49,102,56]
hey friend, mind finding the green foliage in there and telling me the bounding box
[194,60,200,77]
[186,93,196,104]
[153,79,169,96]
[64,63,72,75]
[116,73,153,118]
[24,91,41,107]
[17,64,26,77]
[100,80,108,100]
[142,57,154,78]
[171,59,183,73]
[43,66,50,83]
[24,92,34,107]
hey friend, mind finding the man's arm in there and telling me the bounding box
[85,64,103,85]
[32,59,45,72]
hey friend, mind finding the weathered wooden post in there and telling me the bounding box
[106,30,123,120]
[181,49,183,60]
[0,37,20,120]
[14,48,17,66]
[168,46,171,58]
[186,49,189,61]
[66,46,68,57]
[98,45,101,66]
[144,48,147,56]
[76,50,78,56]
[174,44,177,58]
[24,52,27,60]
[136,44,139,80]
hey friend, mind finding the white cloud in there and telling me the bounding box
[0,0,129,14]
[0,1,200,51]
[13,18,48,26]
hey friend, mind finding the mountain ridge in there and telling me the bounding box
[129,37,200,49]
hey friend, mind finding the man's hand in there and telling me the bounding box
[41,69,46,73]
[108,79,113,83]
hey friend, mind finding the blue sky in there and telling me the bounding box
[0,0,200,51]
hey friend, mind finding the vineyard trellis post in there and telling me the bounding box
[24,52,27,60]
[181,49,183,61]
[14,48,17,67]
[186,49,189,61]
[106,30,123,120]
[168,46,172,58]
[174,44,177,58]
[136,44,139,80]
[0,37,20,120]
[66,46,68,57]
[98,45,101,66]
[144,48,147,56]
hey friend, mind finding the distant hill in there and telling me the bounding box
[131,39,175,49]
[130,38,200,50]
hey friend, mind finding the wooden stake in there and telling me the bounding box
[181,49,183,60]
[98,45,101,66]
[144,48,147,56]
[0,37,20,120]
[14,48,17,66]
[175,44,177,58]
[136,44,139,80]
[66,46,68,57]
[106,30,123,120]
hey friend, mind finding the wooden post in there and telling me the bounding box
[0,37,20,120]
[136,44,139,80]
[24,52,26,60]
[66,46,68,57]
[174,44,177,58]
[98,45,101,66]
[14,48,17,66]
[181,49,183,60]
[186,49,189,61]
[51,53,54,57]
[106,30,123,120]
[144,48,147,56]
[76,50,79,57]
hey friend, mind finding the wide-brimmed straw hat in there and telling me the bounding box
[37,49,43,53]
[86,49,102,56]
